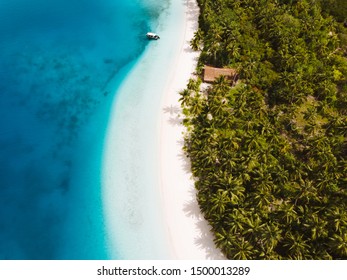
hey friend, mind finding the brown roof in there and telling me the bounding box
[203,66,236,82]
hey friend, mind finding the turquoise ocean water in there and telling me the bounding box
[0,0,168,259]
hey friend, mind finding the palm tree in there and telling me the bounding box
[282,231,311,259]
[294,179,321,204]
[226,41,241,60]
[179,89,191,107]
[302,212,328,240]
[190,29,204,51]
[227,208,246,235]
[229,236,255,260]
[190,95,203,116]
[252,187,274,209]
[209,189,230,215]
[328,207,347,234]
[329,233,347,257]
[213,75,230,94]
[259,223,283,252]
[242,215,265,237]
[278,201,298,224]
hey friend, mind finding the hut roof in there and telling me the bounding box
[203,66,236,83]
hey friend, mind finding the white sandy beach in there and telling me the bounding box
[159,0,225,259]
[103,0,224,259]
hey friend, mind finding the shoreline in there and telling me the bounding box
[159,0,225,259]
[102,0,188,259]
[102,0,224,259]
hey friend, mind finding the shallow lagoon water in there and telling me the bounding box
[0,0,169,259]
[102,0,187,259]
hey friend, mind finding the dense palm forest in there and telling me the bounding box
[181,0,347,259]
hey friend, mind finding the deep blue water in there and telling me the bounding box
[0,0,153,259]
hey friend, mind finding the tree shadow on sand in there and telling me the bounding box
[183,0,200,55]
[184,0,200,24]
[163,105,180,115]
[163,105,184,126]
[183,45,200,57]
[178,139,226,259]
[183,188,226,260]
[177,147,193,175]
[168,116,183,126]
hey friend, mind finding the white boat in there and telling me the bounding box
[146,32,160,40]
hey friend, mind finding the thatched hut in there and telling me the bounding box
[203,66,237,83]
